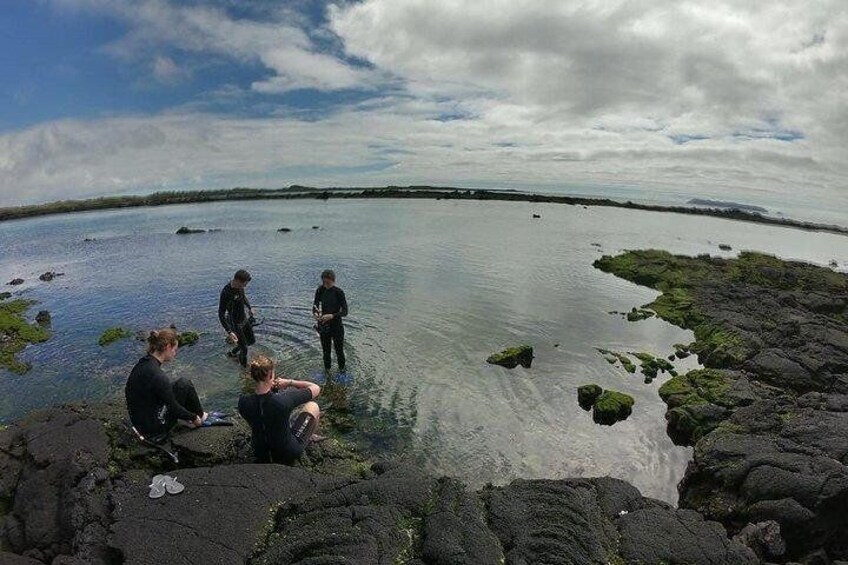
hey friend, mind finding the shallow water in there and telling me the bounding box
[2,198,846,503]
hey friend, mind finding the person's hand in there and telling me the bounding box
[272,377,285,390]
[319,314,333,323]
[228,332,238,344]
[249,308,256,317]
[192,415,203,428]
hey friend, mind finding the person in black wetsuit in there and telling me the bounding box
[219,269,255,367]
[125,328,206,443]
[238,355,322,464]
[313,269,348,374]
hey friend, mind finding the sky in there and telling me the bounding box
[0,0,846,213]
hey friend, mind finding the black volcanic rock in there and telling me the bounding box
[38,272,64,282]
[0,404,758,565]
[175,226,205,235]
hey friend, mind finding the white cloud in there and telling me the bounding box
[1,0,845,216]
[151,55,189,83]
[50,0,376,92]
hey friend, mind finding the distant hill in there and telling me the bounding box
[687,198,768,214]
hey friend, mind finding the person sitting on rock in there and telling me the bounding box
[125,328,207,443]
[238,355,322,464]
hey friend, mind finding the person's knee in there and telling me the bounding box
[173,377,194,390]
[303,401,320,418]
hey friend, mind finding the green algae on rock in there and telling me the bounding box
[596,348,636,373]
[592,390,635,425]
[626,307,655,321]
[177,331,200,347]
[0,299,50,374]
[577,384,603,410]
[486,345,533,368]
[98,327,132,347]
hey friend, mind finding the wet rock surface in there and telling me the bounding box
[597,250,848,562]
[0,404,757,564]
[486,345,534,368]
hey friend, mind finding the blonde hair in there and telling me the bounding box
[147,328,178,355]
[249,355,274,382]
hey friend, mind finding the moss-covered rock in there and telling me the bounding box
[0,299,50,373]
[631,352,675,381]
[657,369,737,444]
[626,307,655,322]
[577,384,603,410]
[597,348,636,374]
[487,345,533,369]
[98,327,132,347]
[177,331,200,347]
[592,390,635,425]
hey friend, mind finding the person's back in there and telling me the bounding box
[126,355,168,437]
[238,389,312,463]
[238,356,321,464]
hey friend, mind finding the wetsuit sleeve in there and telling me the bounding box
[152,371,196,422]
[280,388,314,410]
[218,287,232,332]
[313,287,322,309]
[338,289,348,318]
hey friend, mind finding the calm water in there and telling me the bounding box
[2,199,847,503]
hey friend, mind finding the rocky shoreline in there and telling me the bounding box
[596,250,848,563]
[1,250,846,564]
[0,402,759,564]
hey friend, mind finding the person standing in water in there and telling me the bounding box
[125,328,207,443]
[219,269,255,368]
[313,269,348,375]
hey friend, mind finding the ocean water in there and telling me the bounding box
[1,198,846,503]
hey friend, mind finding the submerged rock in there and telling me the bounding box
[577,384,603,410]
[38,271,63,282]
[34,311,50,326]
[0,292,10,300]
[98,327,132,347]
[175,226,205,235]
[277,227,292,232]
[626,307,655,321]
[719,244,732,251]
[176,331,199,347]
[7,279,23,286]
[532,213,541,219]
[592,390,634,425]
[486,345,533,368]
[312,225,320,230]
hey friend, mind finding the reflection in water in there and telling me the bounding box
[2,199,846,503]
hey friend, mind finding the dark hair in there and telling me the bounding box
[321,269,335,281]
[249,355,274,382]
[234,269,252,283]
[147,328,178,354]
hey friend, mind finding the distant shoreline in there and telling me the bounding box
[1,186,846,236]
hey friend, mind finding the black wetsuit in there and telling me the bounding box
[313,285,348,371]
[238,388,315,464]
[125,355,202,442]
[219,282,255,366]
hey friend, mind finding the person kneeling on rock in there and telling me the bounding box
[126,328,207,443]
[238,356,323,464]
